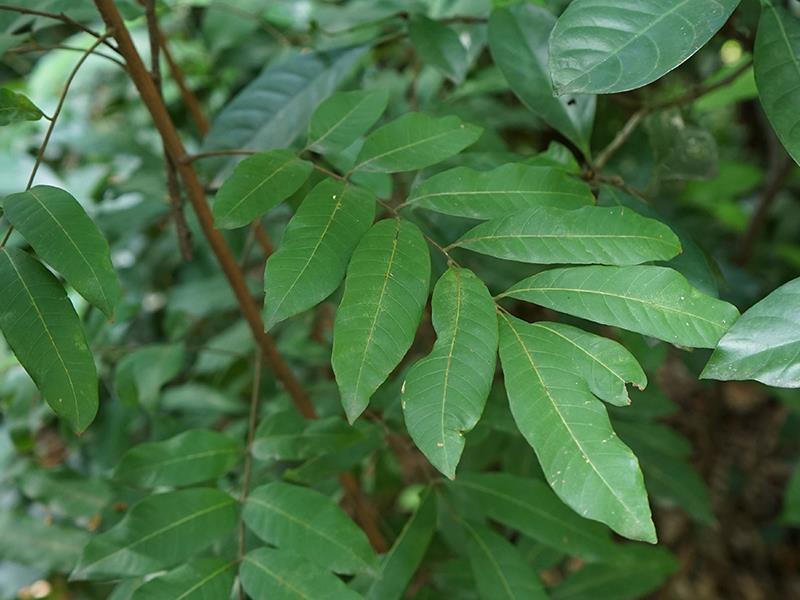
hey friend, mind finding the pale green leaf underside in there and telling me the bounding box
[332,218,430,422]
[243,481,378,575]
[404,164,595,219]
[449,472,621,561]
[353,112,482,173]
[212,150,312,229]
[114,429,240,488]
[462,520,548,600]
[489,4,595,154]
[549,0,741,94]
[0,511,87,572]
[754,2,800,166]
[504,265,740,348]
[365,489,437,600]
[72,488,238,580]
[3,185,121,317]
[702,276,800,387]
[402,268,497,479]
[0,247,97,433]
[129,558,236,600]
[241,548,362,600]
[499,314,655,542]
[453,206,681,265]
[263,178,375,330]
[307,89,389,155]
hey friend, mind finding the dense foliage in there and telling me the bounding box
[1,0,799,598]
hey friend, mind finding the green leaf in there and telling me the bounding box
[114,343,185,410]
[308,89,389,155]
[548,0,741,94]
[19,469,111,518]
[0,511,88,572]
[130,559,236,600]
[551,545,677,600]
[461,520,548,600]
[0,87,43,125]
[352,113,482,173]
[243,481,379,575]
[212,150,313,229]
[409,16,468,84]
[646,110,719,181]
[701,276,800,387]
[404,164,595,219]
[202,47,367,174]
[614,420,714,524]
[3,185,121,317]
[365,489,437,600]
[263,179,376,330]
[754,1,800,165]
[488,4,595,155]
[401,268,497,479]
[452,206,681,265]
[332,218,430,422]
[498,313,655,542]
[0,247,98,432]
[504,265,740,348]
[72,488,238,580]
[240,547,362,600]
[253,413,370,462]
[114,429,240,488]
[448,472,621,561]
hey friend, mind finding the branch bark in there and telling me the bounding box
[93,0,388,552]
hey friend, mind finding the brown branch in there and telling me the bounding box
[10,43,125,67]
[144,0,192,260]
[253,222,274,257]
[157,29,210,136]
[93,0,388,552]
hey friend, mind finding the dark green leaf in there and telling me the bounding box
[402,268,497,478]
[0,247,97,432]
[114,343,185,410]
[352,113,482,173]
[702,276,800,387]
[212,150,313,229]
[498,314,655,542]
[409,16,468,83]
[365,489,437,600]
[3,185,121,317]
[243,481,379,575]
[130,559,236,600]
[240,547,362,600]
[504,265,739,348]
[452,206,681,265]
[332,218,430,422]
[263,179,375,330]
[549,0,741,94]
[462,520,547,600]
[404,164,595,219]
[308,89,389,155]
[0,88,43,125]
[754,1,800,165]
[72,488,238,580]
[489,4,595,155]
[114,429,240,488]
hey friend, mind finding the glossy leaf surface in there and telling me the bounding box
[308,89,389,155]
[0,87,43,125]
[130,559,236,600]
[549,0,741,94]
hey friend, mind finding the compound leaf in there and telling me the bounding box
[308,89,389,155]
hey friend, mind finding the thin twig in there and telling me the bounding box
[183,149,259,163]
[11,43,125,67]
[237,347,262,597]
[0,4,119,54]
[593,109,646,172]
[157,28,211,136]
[2,32,111,248]
[145,0,192,260]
